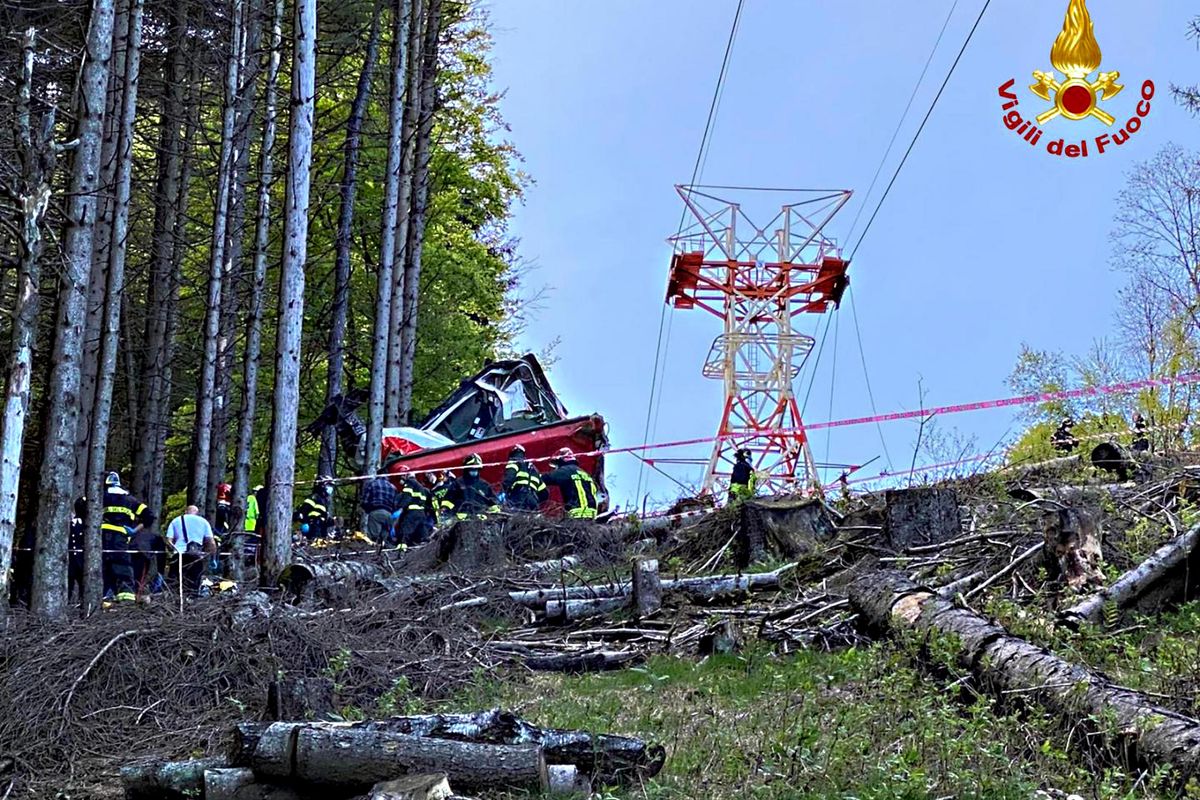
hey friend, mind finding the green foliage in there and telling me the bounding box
[450,646,1177,799]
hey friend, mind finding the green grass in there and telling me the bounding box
[445,644,1178,799]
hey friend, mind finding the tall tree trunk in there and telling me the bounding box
[131,0,189,500]
[32,0,116,619]
[192,0,245,514]
[232,0,282,534]
[0,29,56,618]
[76,0,130,496]
[366,0,411,473]
[384,0,424,426]
[396,0,441,421]
[264,0,316,585]
[208,0,264,518]
[318,0,384,482]
[82,0,143,614]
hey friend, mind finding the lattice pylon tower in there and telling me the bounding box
[664,185,853,496]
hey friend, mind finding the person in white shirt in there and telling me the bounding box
[165,505,217,595]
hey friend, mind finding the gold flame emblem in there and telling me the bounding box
[1030,0,1123,125]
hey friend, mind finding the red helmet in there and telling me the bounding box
[216,483,232,502]
[553,447,577,464]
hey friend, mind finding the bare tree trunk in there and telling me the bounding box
[131,0,189,499]
[264,0,316,585]
[208,0,264,518]
[0,29,56,617]
[396,0,441,422]
[318,0,384,481]
[365,0,410,475]
[75,0,130,496]
[192,0,245,514]
[385,0,424,426]
[81,0,143,614]
[32,0,116,619]
[232,0,282,535]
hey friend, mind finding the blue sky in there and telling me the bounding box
[486,1,1198,510]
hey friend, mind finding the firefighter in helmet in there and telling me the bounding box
[445,454,499,519]
[542,448,599,520]
[393,466,436,545]
[502,443,548,512]
[729,449,756,503]
[1051,416,1078,454]
[100,471,153,602]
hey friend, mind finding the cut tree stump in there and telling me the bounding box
[251,723,548,793]
[882,487,961,550]
[850,569,1200,780]
[631,557,662,617]
[1061,523,1200,628]
[267,676,335,721]
[121,757,227,800]
[734,499,835,567]
[698,619,741,656]
[1041,506,1104,591]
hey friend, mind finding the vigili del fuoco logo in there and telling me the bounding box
[998,0,1154,158]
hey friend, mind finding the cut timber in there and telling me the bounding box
[121,757,227,800]
[548,764,591,795]
[203,768,304,800]
[279,560,389,599]
[1061,523,1200,628]
[631,557,662,617]
[850,570,1200,780]
[508,583,628,607]
[368,773,453,800]
[525,650,643,673]
[513,564,794,610]
[1041,507,1104,590]
[735,499,836,567]
[883,488,961,550]
[251,723,548,792]
[544,595,629,622]
[267,676,335,720]
[233,710,665,785]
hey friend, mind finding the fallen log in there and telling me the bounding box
[525,650,643,673]
[234,710,664,785]
[367,773,452,800]
[1061,523,1200,628]
[544,596,629,622]
[203,768,305,800]
[121,757,227,800]
[514,565,794,610]
[251,723,548,793]
[850,569,1200,780]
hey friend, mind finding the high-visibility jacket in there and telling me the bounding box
[503,458,547,511]
[446,474,499,518]
[729,460,756,500]
[244,492,260,533]
[102,487,150,538]
[543,464,598,520]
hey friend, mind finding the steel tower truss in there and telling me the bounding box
[665,185,852,495]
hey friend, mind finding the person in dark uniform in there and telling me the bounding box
[1051,417,1079,453]
[101,472,153,602]
[445,454,499,519]
[394,466,436,545]
[431,471,456,524]
[729,449,756,503]
[542,448,599,520]
[295,478,331,540]
[1131,412,1150,454]
[502,444,547,512]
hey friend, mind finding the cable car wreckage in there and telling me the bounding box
[305,354,610,513]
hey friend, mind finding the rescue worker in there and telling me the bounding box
[445,454,499,519]
[295,478,332,540]
[360,474,399,543]
[431,470,456,524]
[100,472,153,602]
[542,448,599,520]
[1131,412,1150,454]
[729,449,756,503]
[394,466,436,545]
[1051,416,1078,453]
[502,444,548,512]
[214,482,233,537]
[238,484,266,567]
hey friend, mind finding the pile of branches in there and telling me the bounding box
[0,582,513,797]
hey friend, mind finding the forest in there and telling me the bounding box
[0,0,526,618]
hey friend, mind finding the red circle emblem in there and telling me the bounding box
[1061,84,1093,115]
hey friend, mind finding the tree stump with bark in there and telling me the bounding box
[883,488,961,550]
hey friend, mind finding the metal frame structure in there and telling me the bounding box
[665,185,852,495]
